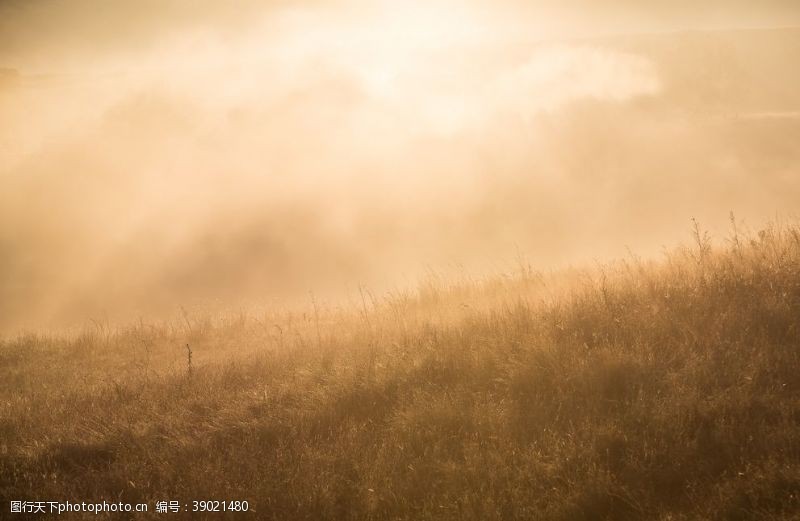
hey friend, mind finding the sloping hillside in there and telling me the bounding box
[2,222,799,519]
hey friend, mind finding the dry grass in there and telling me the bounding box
[2,221,799,519]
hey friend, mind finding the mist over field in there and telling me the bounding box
[1,1,799,331]
[3,3,800,520]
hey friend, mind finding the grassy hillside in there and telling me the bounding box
[2,221,799,520]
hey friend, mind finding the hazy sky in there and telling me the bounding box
[1,1,799,331]
[2,0,799,71]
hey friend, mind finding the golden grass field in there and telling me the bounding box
[2,221,799,519]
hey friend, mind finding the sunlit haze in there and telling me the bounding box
[2,1,799,331]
